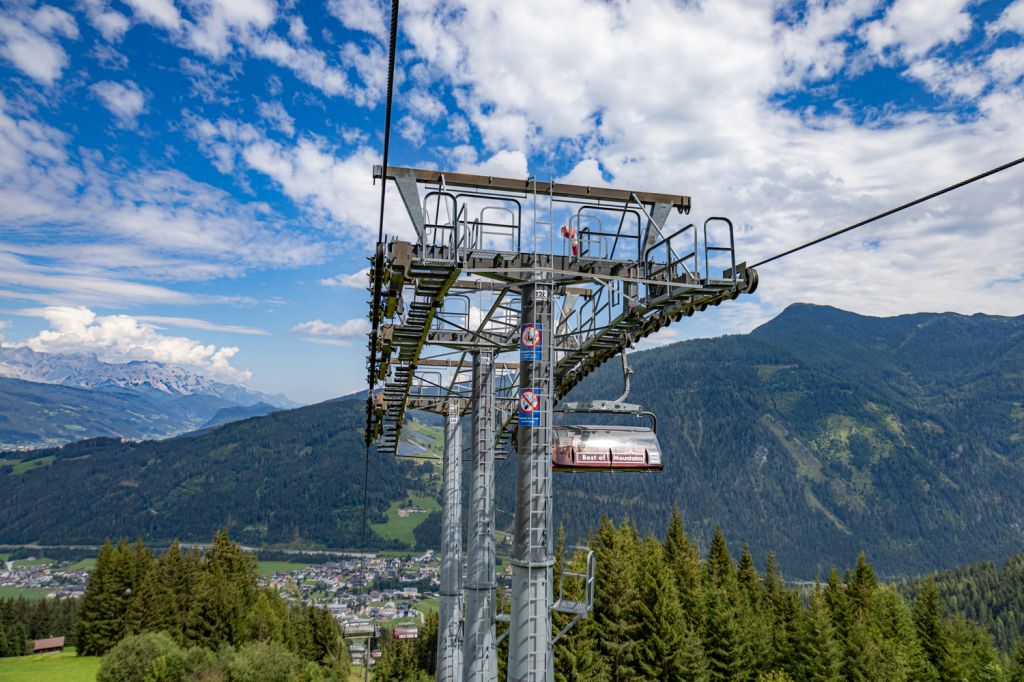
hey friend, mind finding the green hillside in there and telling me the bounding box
[515,304,1024,578]
[0,398,431,549]
[5,305,1024,577]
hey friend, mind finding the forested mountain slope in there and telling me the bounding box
[4,305,1024,578]
[519,304,1024,578]
[0,398,430,548]
[900,551,1024,653]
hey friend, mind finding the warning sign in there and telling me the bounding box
[520,323,542,361]
[518,387,542,427]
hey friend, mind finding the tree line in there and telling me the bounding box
[899,552,1024,654]
[0,595,77,657]
[379,511,1024,681]
[75,530,350,680]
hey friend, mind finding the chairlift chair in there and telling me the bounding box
[552,350,663,473]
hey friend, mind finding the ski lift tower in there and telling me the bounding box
[365,165,759,682]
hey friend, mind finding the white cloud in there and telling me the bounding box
[0,95,324,308]
[327,0,387,40]
[185,0,276,59]
[0,4,78,85]
[558,158,607,186]
[987,45,1024,85]
[903,58,988,99]
[108,0,382,107]
[291,318,370,345]
[406,90,446,121]
[396,0,1024,326]
[12,306,252,383]
[249,35,360,100]
[123,0,181,30]
[288,15,308,43]
[134,315,269,335]
[398,115,426,145]
[320,268,370,288]
[776,0,879,85]
[187,114,412,241]
[861,0,972,62]
[988,0,1024,35]
[457,149,529,178]
[79,0,130,42]
[90,80,148,127]
[257,100,295,136]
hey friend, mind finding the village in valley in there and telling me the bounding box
[1,548,455,661]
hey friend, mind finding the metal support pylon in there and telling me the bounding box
[438,400,464,681]
[464,349,497,682]
[508,280,554,682]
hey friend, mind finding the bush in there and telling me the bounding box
[98,632,184,682]
[225,640,323,682]
[145,645,220,682]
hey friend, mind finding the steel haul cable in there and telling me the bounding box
[751,154,1024,268]
[362,0,400,549]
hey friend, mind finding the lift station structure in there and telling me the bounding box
[365,165,759,682]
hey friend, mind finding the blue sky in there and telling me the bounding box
[0,0,1022,404]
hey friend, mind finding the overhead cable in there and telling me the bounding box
[751,154,1024,268]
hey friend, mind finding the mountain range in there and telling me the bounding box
[2,304,1023,578]
[0,347,296,449]
[530,303,1024,577]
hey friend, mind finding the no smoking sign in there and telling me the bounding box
[520,323,543,361]
[518,387,542,427]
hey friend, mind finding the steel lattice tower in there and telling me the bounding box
[366,165,759,681]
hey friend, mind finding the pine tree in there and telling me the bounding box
[737,544,760,607]
[914,577,948,673]
[848,553,877,614]
[1009,637,1024,682]
[593,517,641,681]
[664,507,704,629]
[703,587,748,682]
[634,538,708,680]
[246,589,285,643]
[798,588,843,682]
[185,529,257,648]
[76,539,132,656]
[704,527,735,592]
[554,616,610,682]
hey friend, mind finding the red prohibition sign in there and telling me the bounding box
[521,324,541,349]
[520,389,540,413]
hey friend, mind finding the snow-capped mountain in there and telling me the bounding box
[0,347,296,408]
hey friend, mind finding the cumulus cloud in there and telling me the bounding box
[90,80,147,127]
[12,306,252,383]
[397,0,1024,328]
[186,114,412,241]
[861,0,973,62]
[0,4,78,85]
[291,318,370,345]
[257,100,295,136]
[327,0,387,40]
[186,0,275,59]
[122,0,181,30]
[456,149,529,178]
[987,0,1024,35]
[79,0,130,42]
[319,268,370,288]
